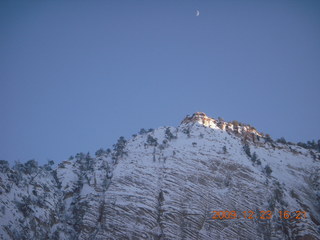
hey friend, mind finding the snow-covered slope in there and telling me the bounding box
[1,112,319,239]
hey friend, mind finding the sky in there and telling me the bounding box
[1,0,320,165]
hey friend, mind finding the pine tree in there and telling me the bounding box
[182,128,191,138]
[265,134,272,143]
[0,160,9,173]
[139,128,147,135]
[265,165,272,176]
[165,128,176,141]
[24,159,38,175]
[251,152,258,163]
[43,160,54,171]
[95,148,105,157]
[147,135,158,146]
[223,146,227,154]
[113,136,127,159]
[243,144,251,158]
[276,137,287,144]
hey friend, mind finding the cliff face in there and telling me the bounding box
[0,113,320,240]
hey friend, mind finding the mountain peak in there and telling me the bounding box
[181,112,216,127]
[181,112,264,142]
[1,112,319,239]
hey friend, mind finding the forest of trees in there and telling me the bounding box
[1,131,319,177]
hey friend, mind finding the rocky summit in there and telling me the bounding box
[0,113,319,239]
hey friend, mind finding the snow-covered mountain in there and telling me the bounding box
[1,112,319,239]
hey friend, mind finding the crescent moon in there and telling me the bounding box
[196,10,200,16]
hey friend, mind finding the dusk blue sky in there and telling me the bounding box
[1,0,320,165]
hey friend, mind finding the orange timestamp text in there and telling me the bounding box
[210,210,307,220]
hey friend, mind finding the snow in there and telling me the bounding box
[0,114,319,239]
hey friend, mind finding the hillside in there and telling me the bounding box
[0,112,319,239]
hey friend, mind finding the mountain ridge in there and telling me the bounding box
[0,113,319,239]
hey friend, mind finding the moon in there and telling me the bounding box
[196,10,200,16]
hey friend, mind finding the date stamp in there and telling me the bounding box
[210,210,307,220]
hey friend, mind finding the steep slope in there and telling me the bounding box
[0,112,319,239]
